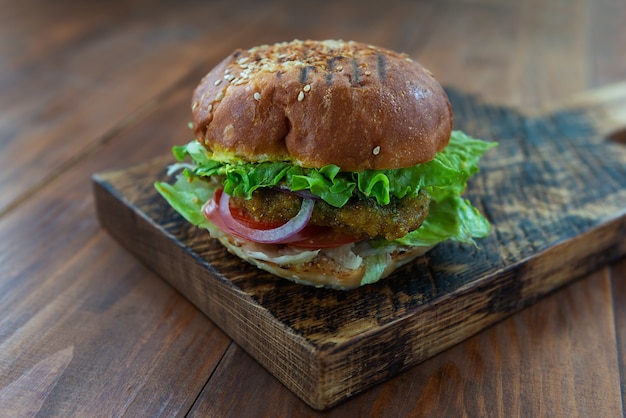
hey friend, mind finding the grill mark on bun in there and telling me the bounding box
[299,66,309,84]
[376,52,387,80]
[325,71,334,85]
[351,58,361,85]
[326,56,342,85]
[299,65,316,84]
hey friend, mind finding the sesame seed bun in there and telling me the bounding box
[191,39,453,171]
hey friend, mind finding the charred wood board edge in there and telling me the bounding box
[92,91,626,410]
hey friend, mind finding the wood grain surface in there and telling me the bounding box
[2,0,626,416]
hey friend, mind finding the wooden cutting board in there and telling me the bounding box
[93,85,626,410]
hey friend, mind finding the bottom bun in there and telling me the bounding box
[212,230,432,290]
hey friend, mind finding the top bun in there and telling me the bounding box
[191,39,453,172]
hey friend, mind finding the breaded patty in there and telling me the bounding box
[232,189,430,241]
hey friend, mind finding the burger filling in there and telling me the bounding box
[231,188,430,241]
[155,130,497,286]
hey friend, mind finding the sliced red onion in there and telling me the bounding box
[218,190,314,243]
[275,186,321,201]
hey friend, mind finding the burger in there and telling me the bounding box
[155,39,496,289]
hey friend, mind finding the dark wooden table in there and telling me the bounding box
[2,1,626,416]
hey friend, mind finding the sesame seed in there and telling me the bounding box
[336,65,343,71]
[364,70,371,76]
[216,92,224,101]
[192,101,199,110]
[303,84,311,92]
[224,68,230,74]
[224,74,234,81]
[207,104,213,112]
[214,79,222,86]
[253,92,261,101]
[373,145,381,155]
[297,91,305,101]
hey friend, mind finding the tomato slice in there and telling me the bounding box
[287,225,361,248]
[204,189,360,248]
[227,199,284,230]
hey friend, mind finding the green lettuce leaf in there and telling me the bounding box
[393,195,491,247]
[360,253,390,286]
[358,195,491,286]
[290,165,356,207]
[154,175,216,229]
[172,130,496,209]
